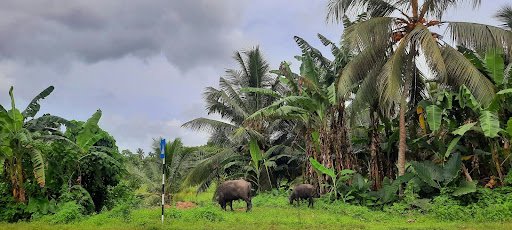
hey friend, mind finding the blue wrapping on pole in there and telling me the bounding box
[160,138,166,223]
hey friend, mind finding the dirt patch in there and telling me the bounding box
[175,201,197,210]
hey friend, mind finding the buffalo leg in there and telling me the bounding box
[308,197,313,208]
[245,199,252,212]
[229,201,233,211]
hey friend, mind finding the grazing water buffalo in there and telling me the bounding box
[289,184,318,208]
[214,179,252,212]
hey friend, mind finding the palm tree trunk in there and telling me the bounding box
[398,95,407,177]
[398,42,416,178]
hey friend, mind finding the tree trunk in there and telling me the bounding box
[369,107,383,190]
[335,103,354,171]
[320,122,332,193]
[491,141,504,185]
[397,42,415,178]
[305,129,322,192]
[11,156,26,203]
[397,95,407,177]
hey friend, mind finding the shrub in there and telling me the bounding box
[105,180,139,210]
[192,207,224,222]
[430,195,469,221]
[0,182,29,222]
[108,202,132,222]
[44,201,84,224]
[59,185,95,214]
[504,169,512,186]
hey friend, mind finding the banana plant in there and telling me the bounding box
[0,86,57,202]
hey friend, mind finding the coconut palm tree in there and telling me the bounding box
[183,47,296,191]
[183,47,280,148]
[327,0,512,177]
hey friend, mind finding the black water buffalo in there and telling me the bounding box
[289,184,318,208]
[214,179,252,212]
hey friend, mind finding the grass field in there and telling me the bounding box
[1,190,512,230]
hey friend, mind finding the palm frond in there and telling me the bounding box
[419,0,481,19]
[349,66,382,120]
[246,105,309,122]
[203,87,243,122]
[344,17,394,51]
[377,30,411,110]
[326,0,403,22]
[337,47,387,98]
[219,77,248,113]
[183,149,239,189]
[240,87,281,98]
[495,5,512,30]
[414,25,447,82]
[504,63,512,85]
[442,45,496,105]
[448,22,512,57]
[182,118,237,134]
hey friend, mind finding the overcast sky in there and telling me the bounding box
[0,0,508,152]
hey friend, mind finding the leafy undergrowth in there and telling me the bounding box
[2,191,512,230]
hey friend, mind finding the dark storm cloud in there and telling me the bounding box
[0,0,247,70]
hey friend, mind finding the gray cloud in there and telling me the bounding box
[0,0,248,71]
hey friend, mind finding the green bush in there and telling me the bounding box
[191,207,224,222]
[108,202,132,222]
[430,195,470,221]
[105,180,140,210]
[167,208,182,219]
[429,188,512,221]
[504,169,512,186]
[44,201,84,224]
[0,182,29,222]
[59,185,95,214]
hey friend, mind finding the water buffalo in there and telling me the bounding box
[214,179,252,212]
[289,184,318,208]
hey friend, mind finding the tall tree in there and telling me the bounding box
[327,0,511,177]
[183,47,294,191]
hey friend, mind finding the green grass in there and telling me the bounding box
[2,191,512,230]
